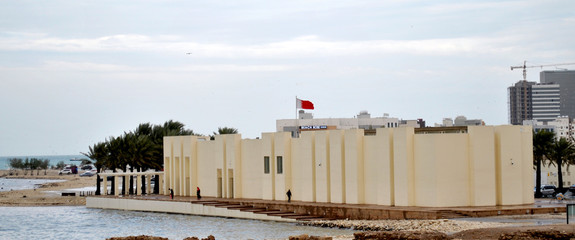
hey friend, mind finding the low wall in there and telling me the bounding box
[86,197,295,222]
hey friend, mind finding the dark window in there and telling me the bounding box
[264,156,270,174]
[277,156,283,174]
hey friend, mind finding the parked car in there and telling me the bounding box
[59,168,72,175]
[80,171,95,177]
[540,185,557,197]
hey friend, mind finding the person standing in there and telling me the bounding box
[286,189,292,202]
[169,188,174,200]
[196,187,201,200]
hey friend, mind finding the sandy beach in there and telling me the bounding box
[0,169,95,206]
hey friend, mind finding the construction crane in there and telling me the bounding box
[509,61,575,125]
[511,61,575,81]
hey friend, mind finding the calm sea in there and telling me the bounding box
[0,206,354,240]
[0,155,85,170]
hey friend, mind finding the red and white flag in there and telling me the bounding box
[296,98,314,110]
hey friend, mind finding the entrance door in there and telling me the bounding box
[228,169,234,198]
[217,169,222,198]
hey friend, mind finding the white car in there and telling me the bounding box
[59,168,72,175]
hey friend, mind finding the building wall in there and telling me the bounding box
[240,138,262,199]
[541,70,575,120]
[164,125,534,207]
[291,131,316,202]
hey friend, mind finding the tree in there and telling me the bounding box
[55,161,66,169]
[548,137,575,193]
[83,120,197,195]
[8,158,23,175]
[211,127,239,140]
[533,130,555,197]
[82,141,109,195]
[40,159,50,175]
[29,158,43,175]
[23,158,30,175]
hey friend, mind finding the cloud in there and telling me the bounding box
[0,33,515,58]
[0,61,294,73]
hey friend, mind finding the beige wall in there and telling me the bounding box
[164,125,534,207]
[291,131,316,202]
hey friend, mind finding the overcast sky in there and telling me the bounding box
[1,0,574,156]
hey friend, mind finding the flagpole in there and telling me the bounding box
[295,96,299,137]
[295,96,298,120]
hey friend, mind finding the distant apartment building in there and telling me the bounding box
[540,70,575,119]
[509,70,575,125]
[276,111,424,137]
[434,116,484,127]
[524,116,575,188]
[523,116,573,140]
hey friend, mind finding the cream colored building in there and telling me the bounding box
[163,125,534,207]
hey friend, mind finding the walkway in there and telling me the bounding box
[87,194,570,221]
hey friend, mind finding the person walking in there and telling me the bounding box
[196,187,201,200]
[286,189,292,202]
[169,188,174,200]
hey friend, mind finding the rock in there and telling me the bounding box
[202,235,216,240]
[498,229,575,240]
[289,234,331,240]
[289,234,309,240]
[107,235,169,240]
[353,231,450,240]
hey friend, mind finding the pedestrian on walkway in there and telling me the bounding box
[286,189,292,202]
[169,188,174,200]
[197,187,201,200]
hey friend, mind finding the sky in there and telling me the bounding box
[1,0,574,156]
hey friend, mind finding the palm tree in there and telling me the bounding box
[124,132,157,194]
[84,120,197,195]
[533,130,554,197]
[215,127,238,135]
[548,137,575,193]
[82,141,109,195]
[211,127,239,140]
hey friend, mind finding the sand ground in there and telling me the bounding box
[0,169,95,206]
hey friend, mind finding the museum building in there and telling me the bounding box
[162,125,533,208]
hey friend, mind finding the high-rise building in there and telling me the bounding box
[508,70,574,125]
[531,83,561,123]
[508,81,535,125]
[540,70,575,119]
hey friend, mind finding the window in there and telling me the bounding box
[277,156,283,174]
[264,156,270,174]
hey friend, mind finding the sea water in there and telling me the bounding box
[0,178,64,192]
[0,206,354,240]
[0,155,85,170]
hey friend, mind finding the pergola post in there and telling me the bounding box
[102,176,108,195]
[136,174,142,196]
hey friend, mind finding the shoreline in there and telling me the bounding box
[2,169,574,239]
[0,169,94,206]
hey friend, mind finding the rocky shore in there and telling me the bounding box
[301,218,511,233]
